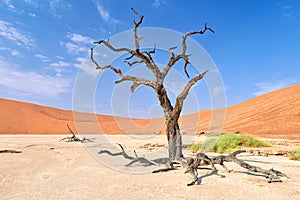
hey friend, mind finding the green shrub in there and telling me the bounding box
[289,149,300,161]
[188,133,271,154]
[188,143,202,153]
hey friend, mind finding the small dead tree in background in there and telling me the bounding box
[91,8,213,162]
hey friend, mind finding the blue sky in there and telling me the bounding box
[0,0,299,118]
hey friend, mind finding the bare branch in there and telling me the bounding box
[131,8,144,51]
[124,59,144,67]
[168,46,177,58]
[125,54,134,61]
[115,75,154,92]
[162,23,214,79]
[178,70,208,101]
[90,48,123,75]
[171,70,208,120]
[182,23,215,55]
[93,40,132,53]
[91,48,154,93]
[183,55,190,78]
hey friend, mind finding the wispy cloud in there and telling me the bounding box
[0,20,35,48]
[95,3,120,25]
[22,0,71,18]
[50,60,70,68]
[0,47,22,57]
[35,54,50,62]
[0,56,71,98]
[28,13,36,17]
[277,3,295,18]
[49,0,72,18]
[2,0,17,12]
[62,42,89,54]
[253,80,297,96]
[67,33,93,44]
[61,32,94,55]
[152,0,168,8]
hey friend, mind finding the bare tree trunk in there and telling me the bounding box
[166,121,183,161]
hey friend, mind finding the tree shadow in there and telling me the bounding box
[194,171,226,185]
[233,170,267,178]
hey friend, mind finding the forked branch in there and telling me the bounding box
[163,23,214,79]
[90,48,155,92]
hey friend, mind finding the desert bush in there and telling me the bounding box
[188,133,271,154]
[289,149,300,161]
[187,143,202,153]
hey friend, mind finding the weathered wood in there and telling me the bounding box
[0,150,22,153]
[99,143,169,167]
[185,150,288,186]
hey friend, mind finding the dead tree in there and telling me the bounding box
[59,124,94,143]
[91,8,213,163]
[92,9,287,185]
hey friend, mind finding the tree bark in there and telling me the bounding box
[166,121,183,161]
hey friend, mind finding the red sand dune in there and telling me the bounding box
[0,84,299,139]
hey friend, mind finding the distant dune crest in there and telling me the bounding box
[0,84,299,139]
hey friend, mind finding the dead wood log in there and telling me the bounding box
[0,150,22,153]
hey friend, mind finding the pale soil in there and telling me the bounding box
[0,135,300,200]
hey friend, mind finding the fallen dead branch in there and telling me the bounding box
[99,143,167,167]
[185,150,288,186]
[0,150,22,153]
[98,144,288,186]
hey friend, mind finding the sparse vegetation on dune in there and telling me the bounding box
[188,133,271,153]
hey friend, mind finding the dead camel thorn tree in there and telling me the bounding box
[91,8,213,163]
[91,8,287,185]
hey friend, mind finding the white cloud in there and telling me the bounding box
[253,80,297,96]
[50,60,70,68]
[76,57,86,63]
[0,20,35,48]
[95,3,120,25]
[28,13,36,17]
[64,42,88,54]
[49,60,72,73]
[35,54,49,61]
[67,33,93,44]
[0,47,22,57]
[2,0,17,12]
[10,49,20,56]
[49,0,72,18]
[0,57,71,98]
